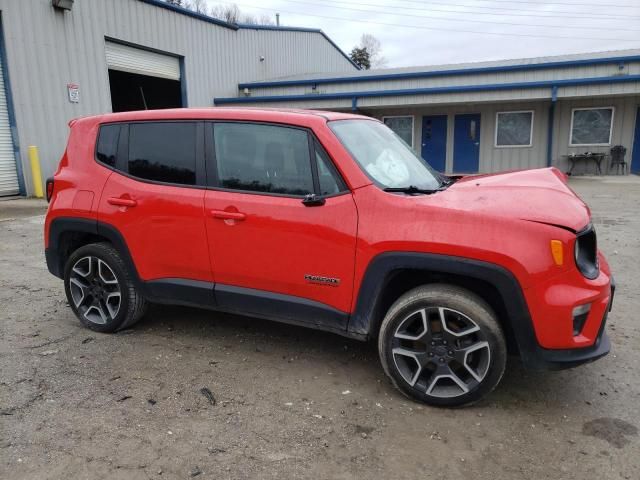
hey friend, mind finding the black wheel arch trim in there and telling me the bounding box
[47,223,608,369]
[46,217,141,284]
[348,251,609,370]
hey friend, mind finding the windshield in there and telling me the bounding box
[329,119,441,190]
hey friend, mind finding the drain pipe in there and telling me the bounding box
[547,85,558,167]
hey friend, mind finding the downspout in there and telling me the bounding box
[351,97,358,112]
[547,85,558,167]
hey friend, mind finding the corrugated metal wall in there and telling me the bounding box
[0,0,355,193]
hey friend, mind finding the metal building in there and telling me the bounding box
[0,0,357,196]
[216,50,640,175]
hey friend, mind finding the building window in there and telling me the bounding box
[383,116,414,147]
[495,111,534,147]
[570,107,614,146]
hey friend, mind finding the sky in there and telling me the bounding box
[202,0,640,68]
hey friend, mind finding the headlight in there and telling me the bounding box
[574,223,599,279]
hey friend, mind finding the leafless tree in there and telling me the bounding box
[185,0,209,14]
[359,34,387,69]
[210,3,241,23]
[186,2,275,25]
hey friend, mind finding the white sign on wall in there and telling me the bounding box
[67,83,79,103]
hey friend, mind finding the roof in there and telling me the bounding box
[214,48,640,106]
[79,107,366,125]
[137,0,359,70]
[238,48,640,88]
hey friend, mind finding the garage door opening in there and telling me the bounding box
[108,69,181,112]
[105,40,183,113]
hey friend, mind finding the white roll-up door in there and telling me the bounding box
[105,41,180,81]
[0,45,19,197]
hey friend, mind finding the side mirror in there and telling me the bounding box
[302,193,326,207]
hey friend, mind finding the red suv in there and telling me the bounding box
[44,108,614,406]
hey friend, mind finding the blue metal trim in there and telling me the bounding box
[351,97,358,112]
[137,0,238,30]
[215,74,640,105]
[0,13,25,195]
[236,24,359,70]
[179,57,188,107]
[238,54,640,89]
[546,86,558,168]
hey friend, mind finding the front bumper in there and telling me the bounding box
[521,277,614,370]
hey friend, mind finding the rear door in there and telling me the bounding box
[204,121,358,329]
[98,121,212,286]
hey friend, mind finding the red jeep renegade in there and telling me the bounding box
[45,108,613,406]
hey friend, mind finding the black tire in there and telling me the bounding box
[378,284,506,407]
[63,242,147,333]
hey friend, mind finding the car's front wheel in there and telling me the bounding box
[378,284,506,407]
[64,242,147,333]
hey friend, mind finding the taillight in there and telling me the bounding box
[46,177,54,202]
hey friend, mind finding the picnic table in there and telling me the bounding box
[563,153,606,175]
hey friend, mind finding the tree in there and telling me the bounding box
[210,3,241,23]
[349,47,371,70]
[165,0,183,6]
[185,2,275,25]
[185,0,208,14]
[355,34,387,69]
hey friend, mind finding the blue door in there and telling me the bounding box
[632,107,640,174]
[453,114,481,173]
[421,115,447,172]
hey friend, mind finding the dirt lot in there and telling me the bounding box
[1,178,639,480]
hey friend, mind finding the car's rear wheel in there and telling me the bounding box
[378,284,506,407]
[64,242,147,333]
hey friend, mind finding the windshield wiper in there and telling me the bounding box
[439,175,458,189]
[383,185,440,195]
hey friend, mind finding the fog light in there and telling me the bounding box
[572,303,591,336]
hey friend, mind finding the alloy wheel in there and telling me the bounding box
[391,306,491,399]
[68,256,122,325]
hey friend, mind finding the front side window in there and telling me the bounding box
[213,123,314,196]
[329,119,440,190]
[495,111,533,147]
[383,116,414,147]
[570,107,614,146]
[128,122,197,185]
[315,143,345,196]
[96,124,120,167]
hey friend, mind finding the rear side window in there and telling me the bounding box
[128,122,197,185]
[213,123,314,196]
[96,124,120,167]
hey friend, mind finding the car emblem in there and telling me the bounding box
[304,274,340,286]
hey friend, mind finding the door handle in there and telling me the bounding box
[107,197,137,207]
[210,209,246,221]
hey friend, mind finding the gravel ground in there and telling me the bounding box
[1,177,639,480]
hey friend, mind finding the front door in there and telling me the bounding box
[632,107,640,174]
[453,114,481,173]
[204,122,358,328]
[421,115,447,172]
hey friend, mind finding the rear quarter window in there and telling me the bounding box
[96,124,120,167]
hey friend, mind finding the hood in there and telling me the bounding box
[436,167,590,232]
